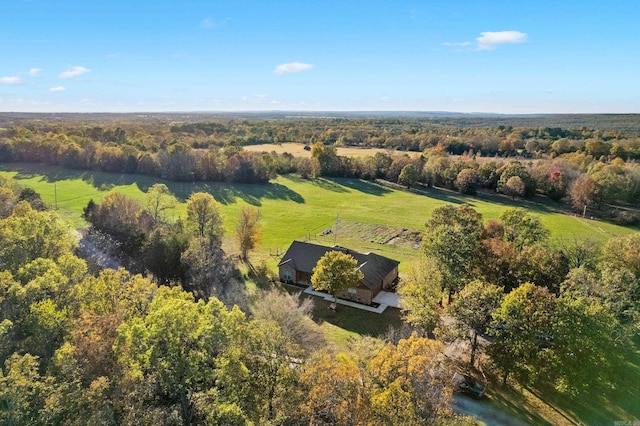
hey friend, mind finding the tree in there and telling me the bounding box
[0,353,52,425]
[454,168,479,195]
[488,283,556,385]
[503,175,525,200]
[0,202,75,274]
[311,251,363,309]
[251,290,325,354]
[181,236,246,308]
[300,352,370,425]
[423,205,483,297]
[398,164,420,189]
[497,162,535,197]
[310,142,340,176]
[142,227,188,285]
[217,319,303,422]
[546,293,627,395]
[115,287,226,426]
[185,192,224,238]
[443,280,503,367]
[368,335,455,425]
[570,174,596,216]
[600,232,640,278]
[235,206,261,262]
[145,183,177,224]
[0,186,16,218]
[397,258,443,333]
[500,207,549,250]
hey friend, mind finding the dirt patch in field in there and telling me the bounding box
[332,220,422,249]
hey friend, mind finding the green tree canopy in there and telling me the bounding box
[311,251,363,308]
[185,192,224,238]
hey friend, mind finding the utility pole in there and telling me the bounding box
[334,214,340,245]
[54,182,58,210]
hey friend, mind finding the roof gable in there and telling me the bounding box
[279,241,399,290]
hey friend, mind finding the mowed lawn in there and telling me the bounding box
[0,162,636,273]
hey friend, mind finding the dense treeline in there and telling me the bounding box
[1,117,640,218]
[399,204,639,396]
[0,179,476,425]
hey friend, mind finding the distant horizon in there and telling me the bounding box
[2,1,639,113]
[1,109,638,117]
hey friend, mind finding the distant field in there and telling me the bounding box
[0,163,636,273]
[243,142,421,158]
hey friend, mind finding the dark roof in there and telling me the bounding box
[278,241,399,290]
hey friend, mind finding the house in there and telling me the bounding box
[278,241,399,305]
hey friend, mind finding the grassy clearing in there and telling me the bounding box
[487,348,640,424]
[0,163,636,271]
[242,142,422,158]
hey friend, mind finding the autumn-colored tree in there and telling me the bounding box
[454,168,479,194]
[570,174,596,216]
[311,251,363,309]
[235,206,261,262]
[503,175,525,199]
[300,352,371,425]
[251,290,325,354]
[368,335,455,424]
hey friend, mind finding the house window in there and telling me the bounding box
[348,287,357,299]
[283,269,293,282]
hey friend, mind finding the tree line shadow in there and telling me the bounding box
[0,163,305,206]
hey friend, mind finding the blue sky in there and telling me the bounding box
[1,0,639,113]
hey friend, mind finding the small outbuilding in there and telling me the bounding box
[278,241,399,305]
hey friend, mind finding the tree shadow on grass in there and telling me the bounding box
[528,348,640,425]
[311,177,349,193]
[166,181,305,206]
[0,163,305,206]
[408,184,471,206]
[329,178,392,196]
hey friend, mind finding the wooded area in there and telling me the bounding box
[0,114,639,424]
[1,114,639,224]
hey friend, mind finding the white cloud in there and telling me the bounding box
[59,66,91,79]
[476,31,527,50]
[274,62,314,75]
[49,86,66,92]
[29,68,43,77]
[0,76,21,85]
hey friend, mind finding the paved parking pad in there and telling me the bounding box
[303,287,400,313]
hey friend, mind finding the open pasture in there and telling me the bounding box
[0,163,635,271]
[242,142,421,158]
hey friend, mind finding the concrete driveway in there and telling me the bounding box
[373,291,401,308]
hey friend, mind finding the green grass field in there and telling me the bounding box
[1,162,636,274]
